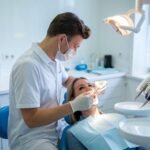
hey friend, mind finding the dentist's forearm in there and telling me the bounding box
[21,103,73,128]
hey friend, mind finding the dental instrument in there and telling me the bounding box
[94,86,106,95]
[139,98,150,107]
[94,80,107,95]
[140,84,150,107]
[104,0,150,36]
[135,77,150,100]
[134,77,150,107]
[134,84,148,101]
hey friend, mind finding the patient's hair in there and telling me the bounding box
[66,77,87,125]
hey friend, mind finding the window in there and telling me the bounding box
[132,5,150,75]
[146,20,150,71]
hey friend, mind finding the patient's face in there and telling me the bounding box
[73,79,95,97]
[73,79,99,116]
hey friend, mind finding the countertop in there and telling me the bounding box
[0,70,126,95]
[68,70,125,81]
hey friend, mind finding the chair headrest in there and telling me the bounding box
[0,106,9,139]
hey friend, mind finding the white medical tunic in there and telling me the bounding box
[8,43,69,150]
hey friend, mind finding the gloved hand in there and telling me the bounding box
[69,93,94,112]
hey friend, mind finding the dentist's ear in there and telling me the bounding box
[57,34,66,42]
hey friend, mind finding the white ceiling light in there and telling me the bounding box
[104,0,150,36]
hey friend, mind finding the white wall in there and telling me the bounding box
[132,5,150,75]
[0,0,134,76]
[98,0,134,73]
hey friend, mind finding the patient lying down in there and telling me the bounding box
[65,77,145,150]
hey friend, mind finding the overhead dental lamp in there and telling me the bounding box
[104,0,150,36]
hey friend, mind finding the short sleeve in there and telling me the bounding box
[13,62,40,108]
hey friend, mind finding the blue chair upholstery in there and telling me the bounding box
[62,92,72,125]
[58,125,70,150]
[0,106,9,139]
[58,92,71,150]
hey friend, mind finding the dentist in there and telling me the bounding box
[8,12,91,150]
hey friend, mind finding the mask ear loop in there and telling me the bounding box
[57,36,62,52]
[64,35,70,50]
[57,42,60,51]
[58,35,67,53]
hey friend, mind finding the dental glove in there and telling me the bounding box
[69,93,93,112]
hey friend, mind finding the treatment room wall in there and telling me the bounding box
[0,0,134,76]
[97,0,134,73]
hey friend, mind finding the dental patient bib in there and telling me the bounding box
[68,113,136,150]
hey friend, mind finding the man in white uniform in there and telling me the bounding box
[8,12,93,150]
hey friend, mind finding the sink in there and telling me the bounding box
[114,101,150,117]
[119,118,150,149]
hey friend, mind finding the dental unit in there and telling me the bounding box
[104,0,150,36]
[135,77,150,107]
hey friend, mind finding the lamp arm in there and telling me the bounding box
[135,11,145,30]
[126,9,136,16]
[136,0,150,12]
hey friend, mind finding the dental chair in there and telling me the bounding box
[0,106,9,139]
[58,93,72,150]
[59,107,88,150]
[58,124,70,150]
[59,115,74,150]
